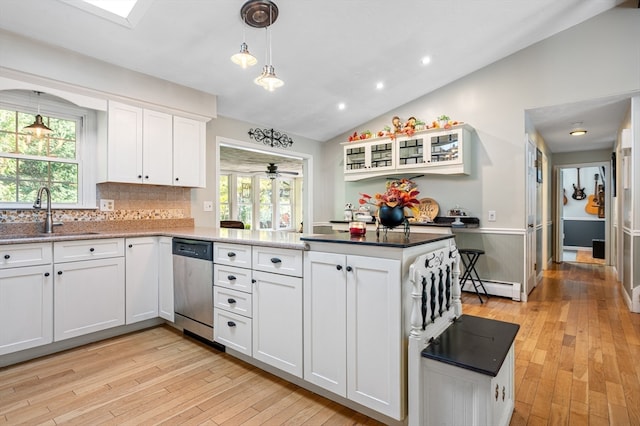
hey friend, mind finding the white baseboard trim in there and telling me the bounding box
[461,279,521,301]
[620,285,640,313]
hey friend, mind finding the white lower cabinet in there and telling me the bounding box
[252,270,302,377]
[158,236,174,321]
[125,237,159,324]
[304,251,402,419]
[53,239,125,342]
[54,256,125,341]
[421,343,515,426]
[0,263,53,355]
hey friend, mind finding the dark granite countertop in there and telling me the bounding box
[300,231,454,248]
[421,314,520,377]
[329,216,480,228]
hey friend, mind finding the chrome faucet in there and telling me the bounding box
[33,186,56,233]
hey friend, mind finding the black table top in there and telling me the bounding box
[300,231,454,248]
[421,314,520,377]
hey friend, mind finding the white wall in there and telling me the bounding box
[321,5,640,231]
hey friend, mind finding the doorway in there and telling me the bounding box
[555,162,609,265]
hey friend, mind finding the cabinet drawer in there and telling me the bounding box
[0,243,52,269]
[214,286,252,317]
[214,243,251,268]
[214,264,253,293]
[214,309,252,356]
[253,247,303,277]
[54,238,125,263]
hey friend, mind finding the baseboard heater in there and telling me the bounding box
[461,279,521,301]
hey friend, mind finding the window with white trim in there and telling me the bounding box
[0,91,92,208]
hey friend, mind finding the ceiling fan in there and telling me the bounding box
[253,163,299,180]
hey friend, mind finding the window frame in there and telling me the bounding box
[0,91,96,209]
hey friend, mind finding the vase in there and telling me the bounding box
[378,205,405,228]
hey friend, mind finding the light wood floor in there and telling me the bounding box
[1,262,638,425]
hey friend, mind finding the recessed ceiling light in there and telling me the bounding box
[376,82,384,90]
[421,56,431,65]
[338,103,346,110]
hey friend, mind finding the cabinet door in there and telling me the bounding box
[158,236,174,322]
[125,237,158,324]
[173,116,206,188]
[0,264,53,355]
[252,270,302,377]
[107,101,143,184]
[303,251,347,396]
[142,109,174,185]
[54,257,125,341]
[346,255,402,419]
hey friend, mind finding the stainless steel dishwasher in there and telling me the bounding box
[173,238,214,342]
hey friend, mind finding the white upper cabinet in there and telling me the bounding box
[142,109,174,185]
[100,100,206,188]
[343,124,472,181]
[105,101,144,184]
[173,116,206,188]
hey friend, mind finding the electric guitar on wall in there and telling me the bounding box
[585,173,599,215]
[572,167,586,200]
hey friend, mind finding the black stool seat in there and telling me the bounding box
[459,248,489,303]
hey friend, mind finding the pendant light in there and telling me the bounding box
[253,2,283,91]
[230,11,257,68]
[23,91,52,138]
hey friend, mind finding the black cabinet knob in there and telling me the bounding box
[138,175,142,179]
[89,248,95,252]
[3,254,9,259]
[145,175,149,179]
[57,271,63,275]
[346,266,353,272]
[175,177,179,181]
[227,298,236,304]
[227,321,236,327]
[44,272,50,277]
[128,244,133,248]
[336,265,342,270]
[270,257,282,264]
[227,252,236,257]
[227,275,236,281]
[252,279,256,283]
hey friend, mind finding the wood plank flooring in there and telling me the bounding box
[1,262,638,425]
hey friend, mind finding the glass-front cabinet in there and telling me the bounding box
[344,140,395,176]
[343,124,471,181]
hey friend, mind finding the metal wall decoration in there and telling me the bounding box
[248,128,294,149]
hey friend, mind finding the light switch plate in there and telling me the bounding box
[100,199,114,212]
[488,210,496,222]
[203,201,213,212]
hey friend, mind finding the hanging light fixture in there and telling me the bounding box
[235,0,283,91]
[23,91,52,138]
[569,122,587,136]
[230,10,257,68]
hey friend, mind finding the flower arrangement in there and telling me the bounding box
[359,178,421,217]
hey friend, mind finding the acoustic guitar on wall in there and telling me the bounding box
[572,167,586,200]
[585,173,599,215]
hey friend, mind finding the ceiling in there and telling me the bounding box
[0,0,629,148]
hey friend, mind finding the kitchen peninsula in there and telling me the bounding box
[1,227,457,425]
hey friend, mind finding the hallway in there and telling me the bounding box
[463,263,640,425]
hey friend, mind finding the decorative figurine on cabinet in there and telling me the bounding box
[392,116,402,133]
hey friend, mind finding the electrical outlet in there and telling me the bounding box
[203,201,213,212]
[488,210,496,222]
[100,199,114,212]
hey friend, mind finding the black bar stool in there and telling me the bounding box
[459,248,489,303]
